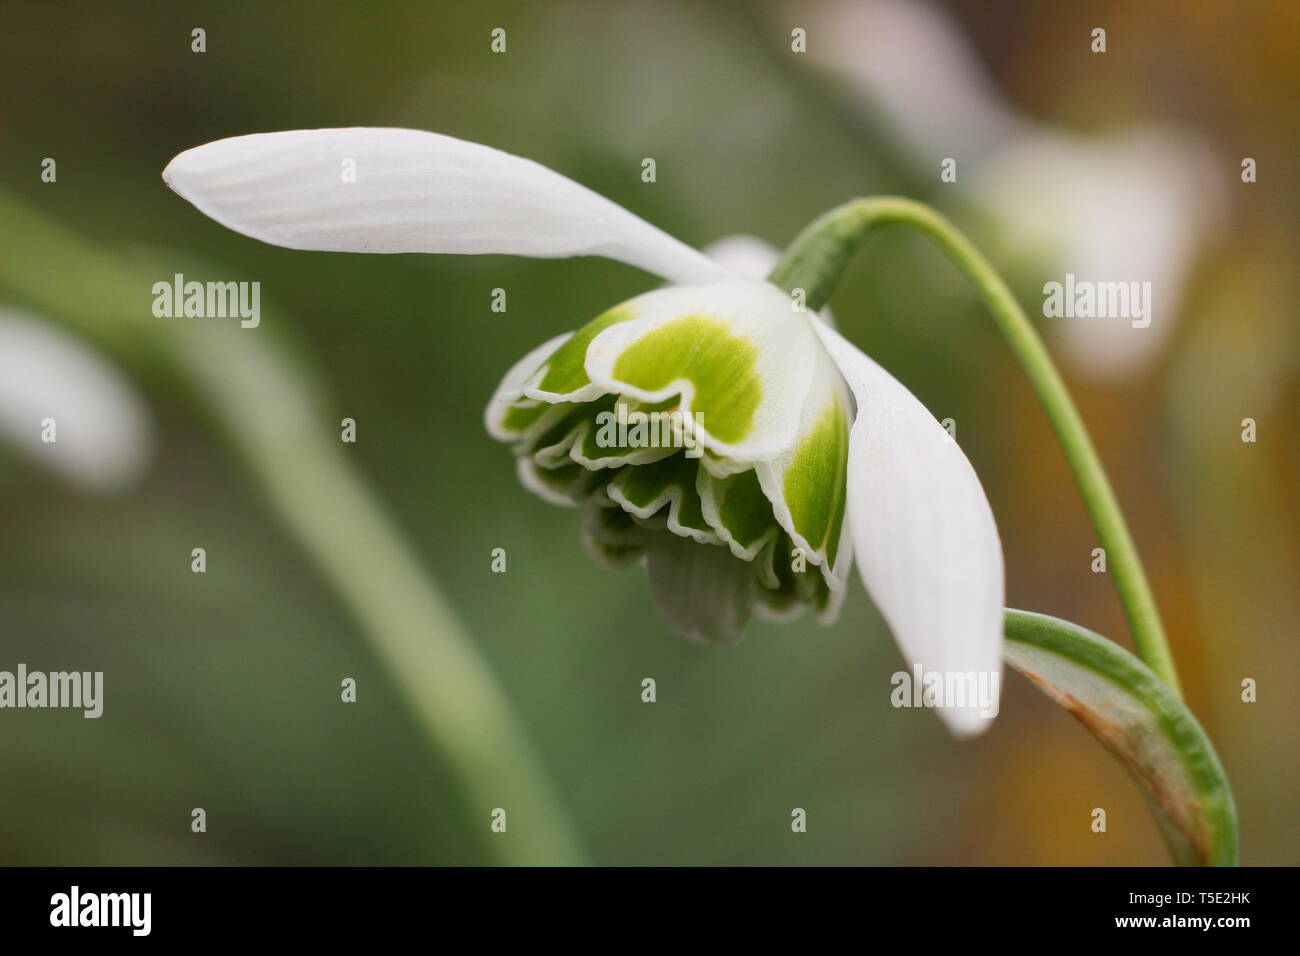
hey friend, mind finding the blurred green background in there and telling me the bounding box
[0,0,1295,865]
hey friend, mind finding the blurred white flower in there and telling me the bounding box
[0,309,153,492]
[966,127,1220,380]
[794,0,1223,380]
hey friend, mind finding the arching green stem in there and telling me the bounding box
[770,197,1182,696]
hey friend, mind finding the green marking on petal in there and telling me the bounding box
[581,499,647,568]
[500,399,550,435]
[532,461,586,495]
[573,396,678,468]
[671,472,713,537]
[702,467,778,555]
[752,534,781,590]
[612,315,761,445]
[528,397,615,467]
[490,288,853,640]
[615,455,677,509]
[756,568,801,619]
[610,454,718,543]
[795,558,823,604]
[519,402,584,455]
[783,399,849,565]
[532,305,634,396]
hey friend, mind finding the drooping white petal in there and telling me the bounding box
[814,322,1004,736]
[0,310,153,492]
[164,128,734,285]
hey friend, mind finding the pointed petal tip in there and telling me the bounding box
[935,704,998,738]
[160,152,182,192]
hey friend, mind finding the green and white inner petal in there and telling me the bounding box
[753,342,854,591]
[697,467,780,561]
[569,395,681,469]
[607,454,720,545]
[581,498,652,569]
[520,304,635,403]
[484,330,573,441]
[485,279,856,643]
[582,280,823,464]
[515,455,594,507]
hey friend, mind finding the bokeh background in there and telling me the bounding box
[0,0,1295,865]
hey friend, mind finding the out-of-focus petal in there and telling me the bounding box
[966,127,1222,380]
[0,310,153,492]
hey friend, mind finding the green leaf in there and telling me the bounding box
[1003,609,1239,866]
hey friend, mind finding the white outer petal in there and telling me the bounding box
[164,127,734,285]
[0,311,153,492]
[814,322,1004,736]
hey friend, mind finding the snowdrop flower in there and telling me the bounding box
[163,128,1003,734]
[0,309,153,492]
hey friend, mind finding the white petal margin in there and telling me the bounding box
[164,128,734,286]
[0,310,153,492]
[813,322,1004,736]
